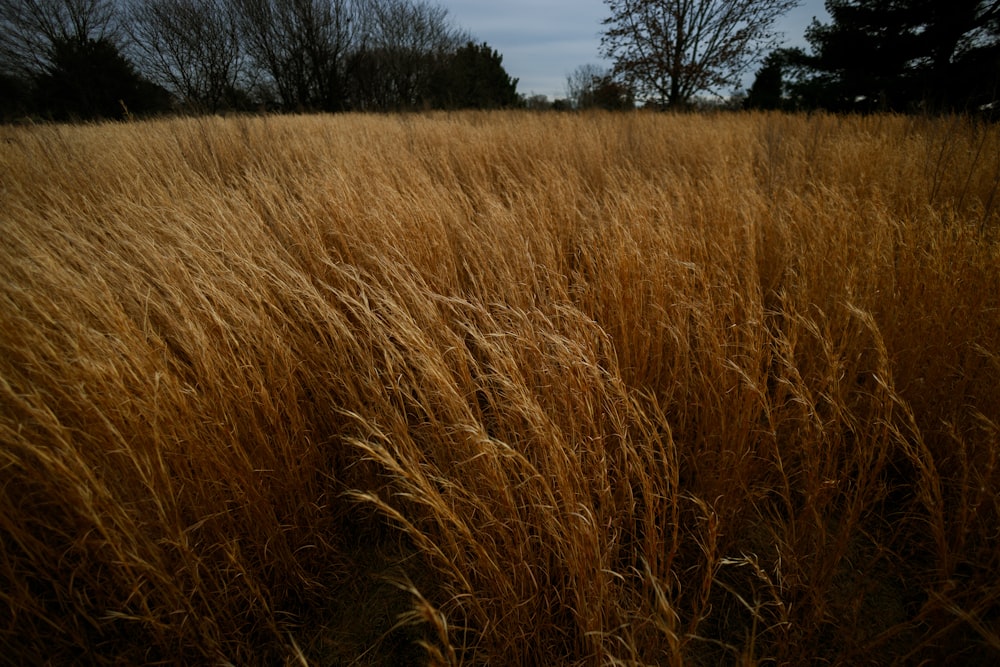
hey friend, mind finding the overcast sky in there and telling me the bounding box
[440,0,831,100]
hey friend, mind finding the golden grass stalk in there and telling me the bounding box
[1,111,998,665]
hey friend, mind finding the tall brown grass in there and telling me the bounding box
[1,110,998,665]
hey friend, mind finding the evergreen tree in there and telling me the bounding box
[0,71,31,119]
[745,51,787,110]
[33,37,169,120]
[801,0,1000,112]
[433,42,519,109]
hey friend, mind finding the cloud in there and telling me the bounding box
[440,0,830,99]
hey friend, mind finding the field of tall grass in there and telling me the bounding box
[1,110,999,665]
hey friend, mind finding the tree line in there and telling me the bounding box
[746,0,1000,114]
[0,0,520,121]
[580,0,999,115]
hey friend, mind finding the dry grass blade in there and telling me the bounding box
[1,111,998,665]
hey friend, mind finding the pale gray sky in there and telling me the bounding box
[440,0,830,100]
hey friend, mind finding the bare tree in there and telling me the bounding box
[0,0,120,75]
[350,0,466,110]
[235,0,359,110]
[601,0,800,108]
[566,63,606,109]
[127,0,248,112]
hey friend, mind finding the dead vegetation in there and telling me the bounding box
[1,111,998,665]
